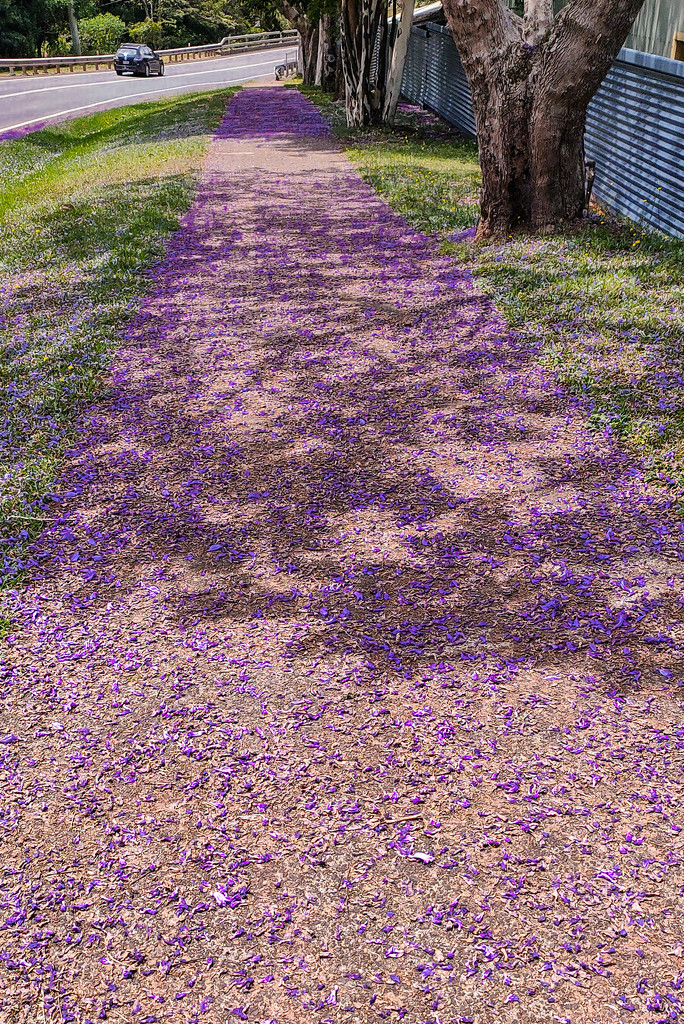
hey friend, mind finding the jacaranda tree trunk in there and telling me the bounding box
[341,0,387,127]
[441,0,648,237]
[315,11,341,93]
[274,0,319,86]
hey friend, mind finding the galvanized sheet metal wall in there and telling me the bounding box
[403,25,476,137]
[401,25,684,237]
[585,49,684,237]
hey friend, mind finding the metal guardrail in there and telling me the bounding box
[402,22,684,237]
[274,52,301,81]
[0,30,298,76]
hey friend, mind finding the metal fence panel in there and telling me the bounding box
[402,24,475,136]
[585,49,684,237]
[401,26,684,237]
[403,27,427,106]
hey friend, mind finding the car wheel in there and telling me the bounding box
[115,69,123,75]
[159,62,165,76]
[144,63,150,77]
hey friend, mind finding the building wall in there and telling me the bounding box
[549,0,684,59]
[626,0,684,60]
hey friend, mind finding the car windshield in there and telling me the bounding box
[118,46,139,54]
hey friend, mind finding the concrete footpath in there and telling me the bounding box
[3,84,684,1023]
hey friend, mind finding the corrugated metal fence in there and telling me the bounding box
[401,22,684,237]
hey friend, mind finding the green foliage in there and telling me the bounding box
[127,18,163,46]
[0,89,235,581]
[45,31,73,56]
[0,0,56,57]
[77,12,126,52]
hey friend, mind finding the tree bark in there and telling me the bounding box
[272,0,318,86]
[383,0,416,124]
[315,16,325,86]
[317,13,340,93]
[67,2,81,56]
[341,0,388,126]
[441,0,648,237]
[523,0,553,43]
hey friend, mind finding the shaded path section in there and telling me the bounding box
[3,85,684,1022]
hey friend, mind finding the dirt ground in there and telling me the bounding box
[2,85,684,1024]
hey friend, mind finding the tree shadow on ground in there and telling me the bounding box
[22,160,684,695]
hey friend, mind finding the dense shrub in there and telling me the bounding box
[127,19,163,48]
[77,13,125,54]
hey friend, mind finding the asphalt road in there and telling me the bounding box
[0,47,296,135]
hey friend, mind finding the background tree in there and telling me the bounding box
[78,12,126,51]
[383,0,414,123]
[311,0,341,92]
[127,18,164,45]
[441,0,647,237]
[340,0,387,126]
[0,0,59,56]
[66,1,81,53]
[268,0,319,83]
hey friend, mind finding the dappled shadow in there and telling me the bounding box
[5,86,684,1024]
[20,135,684,690]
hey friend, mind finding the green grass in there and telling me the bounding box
[297,83,684,492]
[0,89,236,583]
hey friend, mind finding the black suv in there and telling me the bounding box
[114,44,165,77]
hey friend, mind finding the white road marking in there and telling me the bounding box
[0,58,284,101]
[0,72,275,134]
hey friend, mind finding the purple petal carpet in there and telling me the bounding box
[2,85,684,1023]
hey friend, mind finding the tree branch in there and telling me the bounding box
[271,0,309,36]
[539,0,647,105]
[523,0,553,44]
[442,0,522,62]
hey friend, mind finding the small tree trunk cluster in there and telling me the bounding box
[315,13,341,93]
[341,0,388,126]
[300,21,320,85]
[272,0,319,86]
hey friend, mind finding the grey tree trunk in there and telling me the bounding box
[315,16,325,86]
[441,0,648,237]
[383,0,416,124]
[67,2,81,56]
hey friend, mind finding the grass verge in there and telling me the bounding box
[296,82,684,492]
[0,89,235,584]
